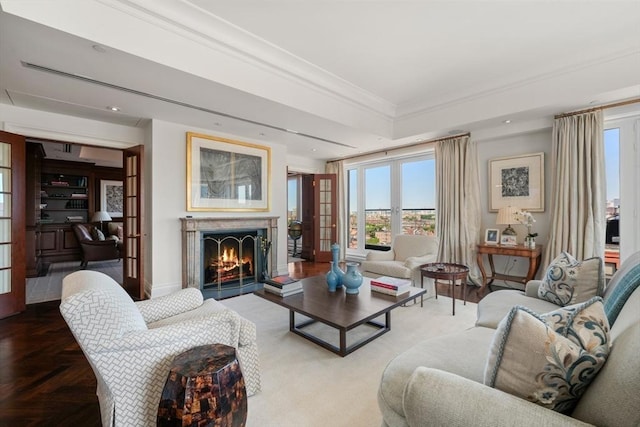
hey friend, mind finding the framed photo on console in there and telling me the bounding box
[500,234,517,246]
[187,132,271,212]
[485,229,500,245]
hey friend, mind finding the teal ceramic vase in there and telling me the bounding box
[343,262,364,295]
[326,261,338,292]
[331,243,344,288]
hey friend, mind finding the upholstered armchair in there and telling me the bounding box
[72,223,121,268]
[361,234,438,293]
[60,270,261,427]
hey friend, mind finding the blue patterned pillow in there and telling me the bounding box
[538,252,603,306]
[485,297,610,413]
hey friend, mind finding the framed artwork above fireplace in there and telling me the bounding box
[187,132,271,211]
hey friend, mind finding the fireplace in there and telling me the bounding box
[181,217,278,299]
[202,230,264,292]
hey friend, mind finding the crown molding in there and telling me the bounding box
[103,0,396,118]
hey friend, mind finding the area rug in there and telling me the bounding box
[26,260,123,304]
[222,293,477,427]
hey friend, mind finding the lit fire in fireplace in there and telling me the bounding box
[208,244,253,282]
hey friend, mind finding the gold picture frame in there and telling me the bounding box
[187,132,271,211]
[489,152,544,212]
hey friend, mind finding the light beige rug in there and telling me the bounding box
[223,293,477,427]
[26,260,123,304]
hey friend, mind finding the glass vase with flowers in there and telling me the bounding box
[515,210,538,248]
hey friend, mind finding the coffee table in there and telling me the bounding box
[254,275,426,357]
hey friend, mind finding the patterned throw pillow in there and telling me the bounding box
[91,227,106,241]
[538,252,603,306]
[484,297,610,414]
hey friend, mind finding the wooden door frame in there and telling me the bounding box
[0,131,26,318]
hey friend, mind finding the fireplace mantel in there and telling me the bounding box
[181,217,278,292]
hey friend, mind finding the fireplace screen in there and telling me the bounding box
[202,231,263,290]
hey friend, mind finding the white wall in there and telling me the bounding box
[147,120,289,297]
[476,129,553,285]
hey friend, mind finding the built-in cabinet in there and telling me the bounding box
[25,142,123,276]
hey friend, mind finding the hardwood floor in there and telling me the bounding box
[0,261,488,426]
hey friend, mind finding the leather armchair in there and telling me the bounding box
[72,223,121,268]
[60,270,261,427]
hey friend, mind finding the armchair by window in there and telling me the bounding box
[361,234,439,293]
[60,270,261,427]
[72,223,121,268]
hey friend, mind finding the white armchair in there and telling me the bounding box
[60,270,260,427]
[361,234,439,294]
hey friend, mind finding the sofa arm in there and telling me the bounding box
[403,368,593,427]
[135,288,204,323]
[404,254,438,270]
[525,280,544,298]
[366,249,395,261]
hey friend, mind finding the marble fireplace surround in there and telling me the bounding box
[181,217,278,290]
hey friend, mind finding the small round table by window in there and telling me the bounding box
[420,263,469,315]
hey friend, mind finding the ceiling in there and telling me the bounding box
[1,1,639,161]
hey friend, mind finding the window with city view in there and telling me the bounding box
[605,128,620,247]
[347,155,436,252]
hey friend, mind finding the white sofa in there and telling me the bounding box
[60,270,260,427]
[361,235,438,294]
[378,251,640,426]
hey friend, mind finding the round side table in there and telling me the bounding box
[420,263,469,315]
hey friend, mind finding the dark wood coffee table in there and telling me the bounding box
[254,275,426,357]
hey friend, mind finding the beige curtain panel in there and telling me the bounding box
[544,110,606,267]
[435,135,482,282]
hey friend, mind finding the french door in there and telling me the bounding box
[348,155,435,253]
[122,146,144,300]
[0,131,26,318]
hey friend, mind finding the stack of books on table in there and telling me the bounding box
[370,276,412,296]
[263,275,303,297]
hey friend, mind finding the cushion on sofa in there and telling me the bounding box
[91,227,106,241]
[476,289,560,329]
[378,326,495,426]
[538,252,603,306]
[602,250,640,325]
[484,298,610,414]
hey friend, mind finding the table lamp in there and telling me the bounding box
[92,211,112,230]
[496,206,519,236]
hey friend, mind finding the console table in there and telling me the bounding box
[476,244,543,291]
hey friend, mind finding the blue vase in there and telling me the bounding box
[343,262,364,295]
[326,261,338,292]
[331,243,344,288]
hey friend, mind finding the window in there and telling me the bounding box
[604,112,640,262]
[346,153,436,255]
[287,176,299,223]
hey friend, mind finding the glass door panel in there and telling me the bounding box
[401,159,436,236]
[365,165,391,246]
[0,144,11,295]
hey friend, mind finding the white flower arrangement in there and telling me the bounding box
[515,210,538,238]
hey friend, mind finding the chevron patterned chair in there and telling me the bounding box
[60,270,261,427]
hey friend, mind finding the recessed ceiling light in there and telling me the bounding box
[107,106,120,112]
[503,119,512,124]
[312,148,317,152]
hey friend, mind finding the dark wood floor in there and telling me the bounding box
[0,261,488,426]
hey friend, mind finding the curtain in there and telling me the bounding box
[325,160,347,259]
[544,111,605,267]
[435,135,482,282]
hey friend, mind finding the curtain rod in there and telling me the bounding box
[554,98,640,119]
[330,132,470,163]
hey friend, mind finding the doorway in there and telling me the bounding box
[25,139,125,303]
